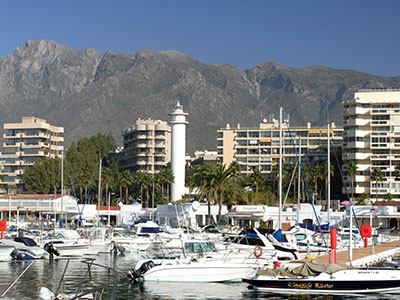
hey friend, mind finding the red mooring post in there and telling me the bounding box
[0,220,6,240]
[330,228,337,264]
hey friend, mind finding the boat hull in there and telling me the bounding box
[144,263,256,283]
[243,269,400,294]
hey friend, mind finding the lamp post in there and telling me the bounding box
[108,192,115,226]
[370,207,378,227]
[341,200,353,263]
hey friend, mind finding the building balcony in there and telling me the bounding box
[344,118,370,127]
[344,141,368,149]
[371,121,389,126]
[50,136,64,142]
[343,106,369,116]
[343,152,370,160]
[371,154,389,160]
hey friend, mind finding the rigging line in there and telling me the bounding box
[282,112,327,247]
[330,140,361,232]
[81,163,100,216]
[64,154,79,212]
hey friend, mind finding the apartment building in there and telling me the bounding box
[217,120,343,175]
[0,117,64,192]
[343,88,400,201]
[120,117,171,174]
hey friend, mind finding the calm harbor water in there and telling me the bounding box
[0,253,399,300]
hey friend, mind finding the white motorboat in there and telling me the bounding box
[111,227,153,252]
[41,229,102,257]
[128,257,257,283]
[2,237,48,259]
[0,244,15,261]
[242,261,400,294]
[221,228,298,261]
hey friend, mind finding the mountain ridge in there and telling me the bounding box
[1,39,400,153]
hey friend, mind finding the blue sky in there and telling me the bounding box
[1,0,399,76]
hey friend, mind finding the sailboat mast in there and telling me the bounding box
[327,111,331,226]
[98,158,102,226]
[297,137,301,225]
[279,107,283,231]
[61,148,64,228]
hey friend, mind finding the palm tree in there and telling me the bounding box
[119,170,134,203]
[247,169,265,204]
[163,167,174,203]
[321,161,335,200]
[344,161,358,202]
[102,167,115,205]
[309,163,324,200]
[208,162,240,222]
[370,167,385,202]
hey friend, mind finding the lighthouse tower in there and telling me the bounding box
[169,101,188,202]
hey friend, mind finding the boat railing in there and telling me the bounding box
[56,258,118,300]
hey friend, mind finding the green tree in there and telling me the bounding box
[384,192,393,202]
[344,161,358,202]
[395,164,400,180]
[356,192,369,205]
[23,157,61,194]
[370,167,385,202]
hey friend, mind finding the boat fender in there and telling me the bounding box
[254,246,263,258]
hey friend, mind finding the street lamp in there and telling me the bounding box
[341,200,353,263]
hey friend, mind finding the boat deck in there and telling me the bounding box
[296,239,400,265]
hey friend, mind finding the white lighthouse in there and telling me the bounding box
[169,101,188,202]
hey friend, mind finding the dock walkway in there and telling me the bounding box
[298,239,400,266]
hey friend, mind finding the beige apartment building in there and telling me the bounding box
[120,117,171,174]
[217,120,343,175]
[343,88,400,201]
[0,117,64,192]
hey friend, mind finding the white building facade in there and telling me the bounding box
[343,89,400,201]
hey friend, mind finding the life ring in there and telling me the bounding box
[254,246,263,258]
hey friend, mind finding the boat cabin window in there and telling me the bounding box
[184,242,218,253]
[294,234,307,241]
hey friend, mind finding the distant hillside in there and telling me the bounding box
[1,40,400,153]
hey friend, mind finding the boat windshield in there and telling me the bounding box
[184,241,218,253]
[113,230,136,238]
[43,232,66,240]
[140,227,163,234]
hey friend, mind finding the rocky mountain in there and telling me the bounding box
[1,40,400,153]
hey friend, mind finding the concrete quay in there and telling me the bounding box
[298,239,400,267]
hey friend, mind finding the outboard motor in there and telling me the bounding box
[44,242,60,257]
[127,260,155,282]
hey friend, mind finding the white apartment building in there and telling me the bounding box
[217,120,343,176]
[120,117,171,174]
[343,88,400,201]
[0,117,64,193]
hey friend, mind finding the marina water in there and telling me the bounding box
[0,254,398,300]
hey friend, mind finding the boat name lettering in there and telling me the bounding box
[287,282,333,289]
[315,283,333,289]
[287,282,313,289]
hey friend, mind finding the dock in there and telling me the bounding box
[298,239,400,267]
